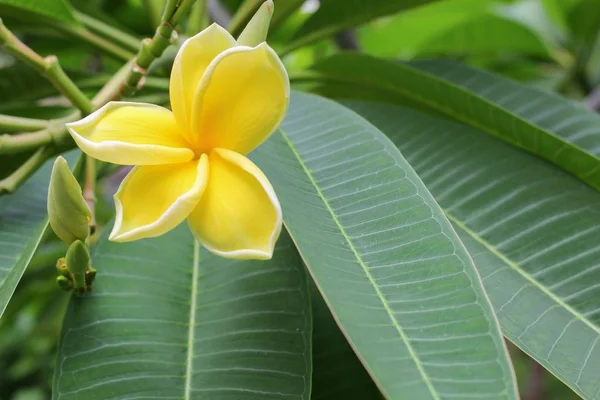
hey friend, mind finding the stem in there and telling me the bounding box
[121,0,199,96]
[143,0,164,28]
[74,11,141,53]
[0,19,94,115]
[0,131,53,153]
[0,114,48,132]
[187,0,209,35]
[228,0,262,37]
[0,146,56,195]
[84,155,97,235]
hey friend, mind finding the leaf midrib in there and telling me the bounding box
[444,210,600,336]
[277,128,441,400]
[183,240,200,399]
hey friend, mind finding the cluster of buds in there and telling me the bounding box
[47,156,96,295]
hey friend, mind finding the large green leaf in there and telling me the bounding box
[0,0,77,25]
[53,226,311,399]
[350,100,600,400]
[286,0,442,52]
[310,282,382,400]
[305,54,600,191]
[252,92,518,399]
[0,151,78,318]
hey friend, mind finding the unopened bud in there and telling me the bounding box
[237,0,274,47]
[47,156,91,245]
[65,240,91,295]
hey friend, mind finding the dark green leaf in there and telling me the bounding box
[252,92,518,399]
[305,54,600,190]
[0,0,77,25]
[287,0,442,52]
[350,100,600,400]
[53,226,312,399]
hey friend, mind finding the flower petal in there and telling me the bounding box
[110,155,209,242]
[190,43,289,154]
[187,148,282,260]
[66,102,193,165]
[170,23,236,140]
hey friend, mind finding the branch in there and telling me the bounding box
[0,114,48,132]
[0,146,56,195]
[0,19,93,115]
[74,11,141,53]
[121,0,198,96]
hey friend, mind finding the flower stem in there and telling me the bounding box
[0,19,94,115]
[0,114,48,132]
[0,146,56,195]
[74,11,141,53]
[121,0,198,96]
[228,0,262,38]
[187,0,209,36]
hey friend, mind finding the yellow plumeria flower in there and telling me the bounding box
[66,23,289,260]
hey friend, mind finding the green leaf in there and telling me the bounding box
[0,0,77,25]
[252,92,518,399]
[310,282,382,400]
[305,54,600,191]
[0,151,78,318]
[349,100,600,400]
[53,226,311,399]
[357,0,549,58]
[286,0,442,52]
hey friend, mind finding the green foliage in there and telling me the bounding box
[1,0,599,399]
[0,151,78,318]
[54,225,312,398]
[349,101,600,399]
[0,0,77,25]
[253,92,518,399]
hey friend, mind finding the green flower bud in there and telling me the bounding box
[56,275,73,291]
[47,156,91,245]
[65,240,91,295]
[237,0,274,47]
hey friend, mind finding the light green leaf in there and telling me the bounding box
[0,0,77,25]
[286,0,442,52]
[53,226,311,399]
[349,100,600,400]
[252,92,518,399]
[0,151,78,319]
[304,54,600,190]
[310,282,382,400]
[357,0,549,58]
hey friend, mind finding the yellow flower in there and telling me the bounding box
[66,24,289,260]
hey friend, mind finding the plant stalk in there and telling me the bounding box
[74,11,141,53]
[0,19,94,115]
[0,114,48,132]
[0,146,56,195]
[228,0,262,37]
[83,154,97,236]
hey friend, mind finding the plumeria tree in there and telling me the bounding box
[0,0,599,399]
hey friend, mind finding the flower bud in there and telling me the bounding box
[237,0,274,47]
[65,240,91,295]
[47,156,91,245]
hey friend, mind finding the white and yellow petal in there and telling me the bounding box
[170,23,236,141]
[190,43,289,155]
[66,102,193,165]
[110,155,209,242]
[187,148,282,260]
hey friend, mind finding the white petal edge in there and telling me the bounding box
[190,42,291,149]
[110,154,209,242]
[188,148,283,260]
[65,101,193,166]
